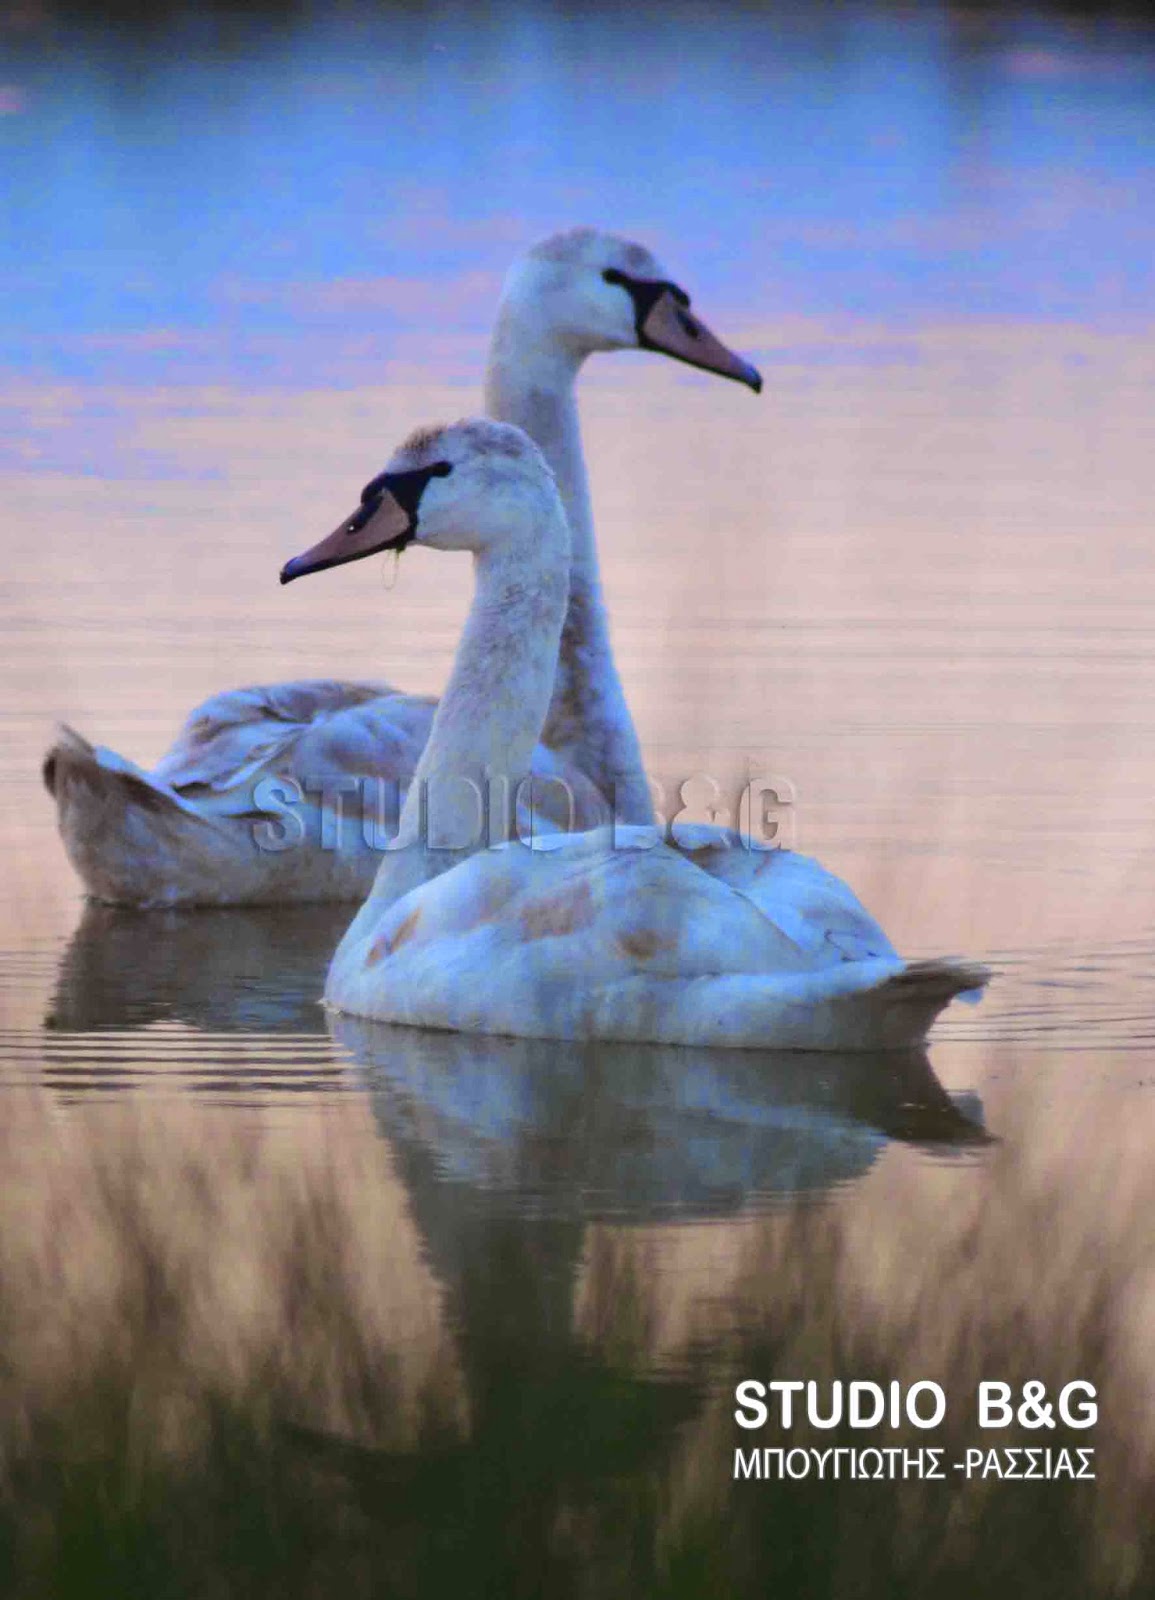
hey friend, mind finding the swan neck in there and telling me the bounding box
[484,311,595,572]
[391,516,570,887]
[484,298,654,826]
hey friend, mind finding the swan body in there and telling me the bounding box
[328,826,981,1050]
[45,228,761,907]
[284,417,988,1050]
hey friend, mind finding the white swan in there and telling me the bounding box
[44,228,761,907]
[282,418,989,1050]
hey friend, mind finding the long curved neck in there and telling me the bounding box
[484,303,654,825]
[379,512,570,904]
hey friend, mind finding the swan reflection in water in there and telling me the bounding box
[319,1018,989,1532]
[335,1014,987,1225]
[45,901,352,1037]
[46,901,986,1214]
[42,902,353,1098]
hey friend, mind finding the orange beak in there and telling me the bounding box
[280,487,413,585]
[640,291,762,391]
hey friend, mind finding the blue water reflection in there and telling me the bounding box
[3,3,1154,392]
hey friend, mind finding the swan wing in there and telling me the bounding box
[151,680,609,826]
[151,681,436,815]
[669,826,897,962]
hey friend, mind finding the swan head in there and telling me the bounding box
[501,226,762,392]
[280,419,563,584]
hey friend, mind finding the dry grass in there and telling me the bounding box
[0,1097,465,1597]
[575,1084,1155,1598]
[0,1080,1151,1598]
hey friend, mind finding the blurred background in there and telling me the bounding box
[2,3,1155,1593]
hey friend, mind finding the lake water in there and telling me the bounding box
[2,3,1155,1593]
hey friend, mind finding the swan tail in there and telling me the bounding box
[865,959,992,1043]
[623,956,993,1051]
[43,724,234,907]
[44,725,180,808]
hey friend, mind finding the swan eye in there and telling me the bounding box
[344,499,379,535]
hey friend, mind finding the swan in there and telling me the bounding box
[338,1016,987,1219]
[43,228,761,907]
[281,417,989,1049]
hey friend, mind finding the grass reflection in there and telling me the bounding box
[0,1078,1149,1596]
